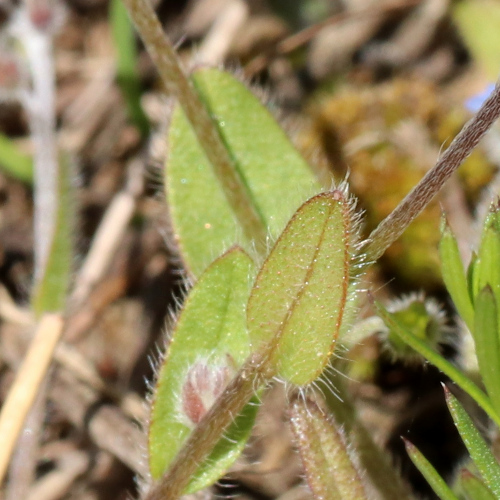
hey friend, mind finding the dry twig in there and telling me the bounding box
[0,314,64,485]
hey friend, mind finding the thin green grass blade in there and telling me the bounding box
[474,286,500,417]
[149,247,258,492]
[32,153,73,316]
[0,133,33,184]
[460,469,497,500]
[166,68,320,276]
[439,217,474,331]
[247,190,355,385]
[110,0,149,137]
[445,387,500,498]
[403,438,459,500]
[290,395,369,500]
[375,301,500,427]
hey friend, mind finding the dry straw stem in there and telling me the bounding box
[365,78,500,262]
[122,0,267,253]
[0,313,63,485]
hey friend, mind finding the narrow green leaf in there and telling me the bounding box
[474,286,500,417]
[0,133,33,184]
[439,217,474,331]
[290,395,369,500]
[445,388,500,498]
[110,0,149,137]
[453,0,500,79]
[375,301,500,428]
[403,438,459,500]
[460,469,497,500]
[475,209,500,307]
[247,190,355,385]
[32,153,73,316]
[166,68,320,276]
[149,247,258,492]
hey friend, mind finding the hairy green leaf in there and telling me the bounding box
[247,190,355,385]
[32,153,73,316]
[445,388,500,498]
[290,396,369,500]
[403,439,459,500]
[149,247,258,492]
[166,68,320,276]
[439,218,474,332]
[323,381,413,500]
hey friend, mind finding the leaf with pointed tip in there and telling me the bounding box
[439,218,474,332]
[473,207,500,309]
[247,190,355,385]
[403,439,459,500]
[290,396,369,500]
[149,247,258,492]
[166,68,320,276]
[445,387,500,498]
[32,153,73,316]
[460,469,497,500]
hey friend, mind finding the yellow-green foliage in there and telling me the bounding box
[300,79,493,289]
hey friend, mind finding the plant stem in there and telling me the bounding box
[365,79,500,262]
[144,353,272,500]
[121,0,267,252]
[4,3,60,496]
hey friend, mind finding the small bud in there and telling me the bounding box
[381,293,450,364]
[181,356,234,426]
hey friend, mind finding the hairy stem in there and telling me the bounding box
[365,79,500,262]
[121,0,267,252]
[4,3,60,496]
[144,353,272,500]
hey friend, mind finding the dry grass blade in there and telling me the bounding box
[0,314,63,485]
